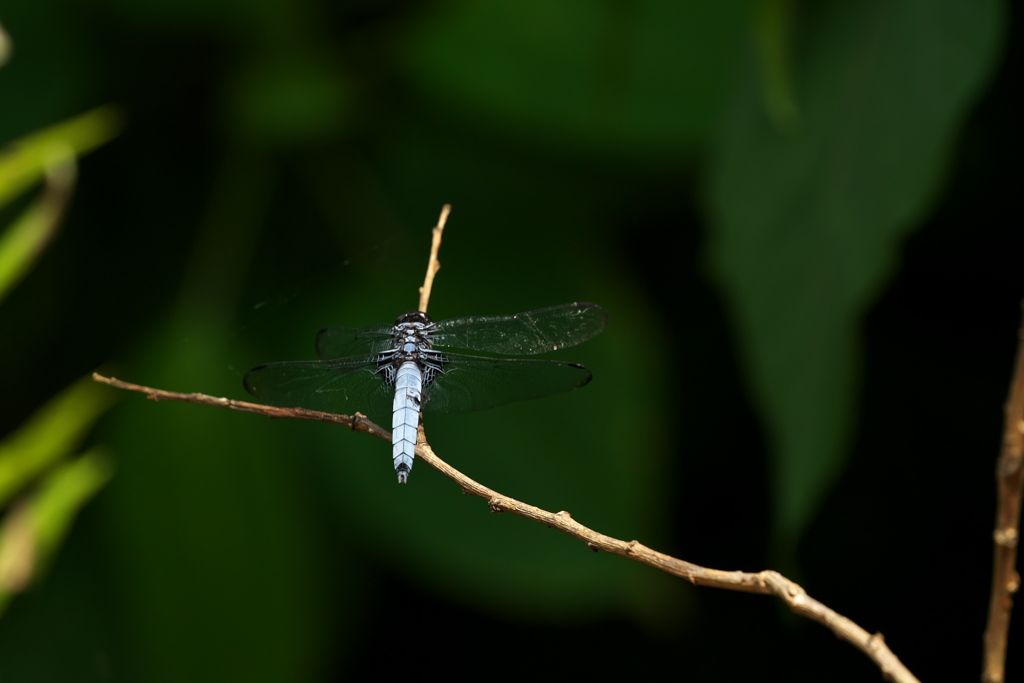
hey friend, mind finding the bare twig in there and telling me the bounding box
[92,370,921,683]
[982,304,1024,683]
[417,204,450,314]
[90,373,391,442]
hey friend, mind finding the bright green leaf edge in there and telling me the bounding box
[0,106,120,209]
[0,378,117,505]
[0,106,121,302]
[0,447,113,615]
[0,153,76,304]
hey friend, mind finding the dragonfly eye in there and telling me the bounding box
[395,310,432,326]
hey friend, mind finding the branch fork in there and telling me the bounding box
[91,205,1024,683]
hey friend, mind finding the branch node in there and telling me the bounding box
[993,528,1019,547]
[785,581,805,599]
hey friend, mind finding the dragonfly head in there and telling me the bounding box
[395,310,432,326]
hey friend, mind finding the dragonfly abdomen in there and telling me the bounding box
[392,360,423,483]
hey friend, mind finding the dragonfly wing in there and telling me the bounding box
[244,357,394,420]
[431,302,608,355]
[422,352,593,414]
[315,325,395,361]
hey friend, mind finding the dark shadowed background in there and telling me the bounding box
[0,1,1019,681]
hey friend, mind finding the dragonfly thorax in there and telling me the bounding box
[393,320,435,352]
[375,318,444,388]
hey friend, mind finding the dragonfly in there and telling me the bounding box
[244,302,608,483]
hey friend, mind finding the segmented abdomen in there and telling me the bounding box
[391,361,422,483]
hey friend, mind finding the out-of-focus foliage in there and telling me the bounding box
[0,442,112,614]
[752,0,800,130]
[0,107,120,302]
[0,1,1013,681]
[707,0,1005,554]
[0,22,9,67]
[0,101,119,616]
[408,0,750,156]
[0,379,113,505]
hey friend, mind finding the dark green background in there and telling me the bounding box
[0,1,1019,680]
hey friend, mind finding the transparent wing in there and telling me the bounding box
[431,302,608,355]
[244,357,394,420]
[423,352,592,414]
[315,325,395,361]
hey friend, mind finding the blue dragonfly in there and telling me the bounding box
[244,302,608,483]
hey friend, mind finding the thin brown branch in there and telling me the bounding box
[983,303,1024,683]
[417,204,450,314]
[91,373,391,441]
[416,439,918,682]
[93,370,920,683]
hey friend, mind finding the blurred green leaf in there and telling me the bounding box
[223,52,354,149]
[0,21,10,68]
[0,378,116,505]
[0,106,120,302]
[20,447,112,557]
[0,153,75,304]
[408,0,751,156]
[0,447,112,613]
[706,0,1005,551]
[753,0,800,131]
[0,106,120,209]
[0,375,115,617]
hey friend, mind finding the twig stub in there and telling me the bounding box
[417,204,450,314]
